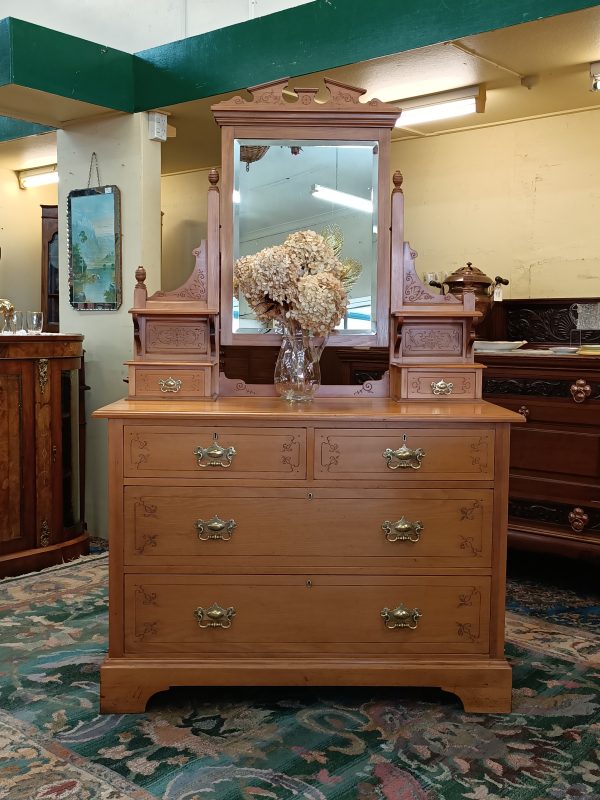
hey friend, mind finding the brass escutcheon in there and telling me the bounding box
[382,517,423,543]
[195,515,236,541]
[430,378,453,396]
[383,435,425,470]
[158,376,182,393]
[194,434,236,468]
[381,604,422,630]
[194,602,235,629]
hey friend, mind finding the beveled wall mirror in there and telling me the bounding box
[213,79,400,347]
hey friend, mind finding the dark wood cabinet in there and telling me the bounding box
[0,334,88,577]
[41,204,59,332]
[478,351,600,559]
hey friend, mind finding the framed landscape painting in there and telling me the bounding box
[68,185,122,310]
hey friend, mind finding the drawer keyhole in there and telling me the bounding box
[306,579,313,588]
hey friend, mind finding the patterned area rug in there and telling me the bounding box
[1,555,599,800]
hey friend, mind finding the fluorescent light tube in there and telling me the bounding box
[397,97,477,126]
[311,184,373,213]
[18,165,59,189]
[394,85,484,128]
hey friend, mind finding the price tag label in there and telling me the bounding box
[493,285,503,302]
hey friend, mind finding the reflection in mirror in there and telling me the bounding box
[233,139,379,336]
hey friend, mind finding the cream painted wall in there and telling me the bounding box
[58,114,162,539]
[0,0,315,51]
[0,169,57,310]
[392,108,600,299]
[161,109,600,300]
[160,168,211,291]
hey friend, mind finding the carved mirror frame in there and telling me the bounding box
[212,78,401,348]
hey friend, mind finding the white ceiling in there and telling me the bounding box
[1,6,600,174]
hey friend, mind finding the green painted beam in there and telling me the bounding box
[0,115,53,140]
[0,18,12,87]
[3,17,134,112]
[133,0,600,110]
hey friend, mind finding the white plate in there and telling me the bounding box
[473,340,527,352]
[551,346,579,354]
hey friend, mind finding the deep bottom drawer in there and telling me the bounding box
[124,575,490,655]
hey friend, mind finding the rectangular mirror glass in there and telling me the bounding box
[232,139,379,336]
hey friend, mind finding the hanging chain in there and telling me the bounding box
[87,152,101,188]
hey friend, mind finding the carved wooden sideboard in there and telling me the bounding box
[0,334,88,577]
[95,78,521,714]
[478,351,600,559]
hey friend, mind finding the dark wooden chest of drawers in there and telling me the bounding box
[478,352,600,558]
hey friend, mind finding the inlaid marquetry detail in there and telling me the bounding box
[37,359,49,393]
[135,534,158,555]
[136,586,158,605]
[460,500,483,521]
[469,437,489,472]
[457,587,482,608]
[459,536,483,557]
[281,435,301,471]
[403,326,462,355]
[321,437,341,472]
[131,433,150,468]
[136,622,158,641]
[135,498,158,518]
[39,519,50,547]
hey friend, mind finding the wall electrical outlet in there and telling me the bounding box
[148,112,168,142]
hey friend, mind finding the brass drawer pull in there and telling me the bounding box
[193,434,236,468]
[195,515,236,541]
[158,376,182,393]
[383,436,425,470]
[194,602,235,629]
[381,604,422,630]
[570,379,591,403]
[431,378,453,396]
[382,517,423,543]
[518,405,530,419]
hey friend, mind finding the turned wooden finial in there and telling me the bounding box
[135,266,147,287]
[392,170,404,191]
[208,168,220,186]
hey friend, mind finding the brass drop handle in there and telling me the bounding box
[570,379,591,403]
[158,376,182,393]
[518,405,530,419]
[194,602,235,629]
[381,604,422,630]
[382,517,423,543]
[430,379,453,396]
[193,434,236,468]
[195,515,236,541]
[383,435,425,470]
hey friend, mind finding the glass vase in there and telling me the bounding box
[274,321,324,402]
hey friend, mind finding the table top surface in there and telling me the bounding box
[94,396,523,423]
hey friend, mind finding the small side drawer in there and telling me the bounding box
[124,574,491,655]
[124,425,307,479]
[406,370,479,399]
[314,428,494,480]
[127,364,216,399]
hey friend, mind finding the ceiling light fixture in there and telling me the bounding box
[394,85,485,127]
[17,164,59,189]
[311,184,373,213]
[590,61,600,92]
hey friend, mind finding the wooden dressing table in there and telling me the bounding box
[96,79,521,713]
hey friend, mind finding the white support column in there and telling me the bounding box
[57,112,162,540]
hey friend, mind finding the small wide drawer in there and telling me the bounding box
[127,364,216,399]
[124,425,306,478]
[406,370,480,399]
[124,574,490,655]
[124,487,493,566]
[314,428,494,480]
